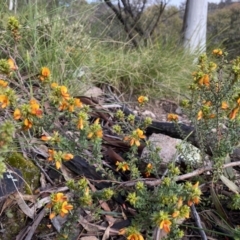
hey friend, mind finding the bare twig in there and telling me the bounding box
[119,160,240,187]
[191,204,208,240]
[24,208,46,240]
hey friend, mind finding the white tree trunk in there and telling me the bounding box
[14,0,17,14]
[9,0,14,11]
[183,0,208,53]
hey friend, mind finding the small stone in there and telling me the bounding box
[141,133,202,174]
[141,110,156,119]
[133,110,138,115]
[84,86,103,98]
[175,106,182,115]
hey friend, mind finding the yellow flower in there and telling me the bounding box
[48,149,55,162]
[188,196,201,206]
[198,74,210,87]
[0,95,10,108]
[52,193,67,203]
[7,58,17,70]
[145,163,153,177]
[49,212,56,219]
[58,100,69,111]
[87,118,103,140]
[138,96,148,105]
[193,181,199,189]
[29,99,42,117]
[125,128,145,147]
[74,98,83,108]
[77,118,84,130]
[0,79,8,87]
[177,197,183,208]
[23,118,33,129]
[221,101,229,110]
[116,161,130,172]
[39,67,51,81]
[55,161,61,169]
[77,112,88,130]
[67,98,83,112]
[118,228,126,235]
[51,82,58,88]
[127,233,144,240]
[197,110,203,120]
[159,219,172,233]
[187,182,202,206]
[212,49,223,56]
[41,135,52,141]
[209,62,217,71]
[60,86,70,100]
[167,113,179,122]
[13,108,21,120]
[60,201,73,217]
[136,128,145,138]
[172,211,180,218]
[229,107,239,120]
[62,153,74,160]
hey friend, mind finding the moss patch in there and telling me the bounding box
[6,153,40,194]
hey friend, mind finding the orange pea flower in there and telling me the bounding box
[13,108,21,120]
[52,193,67,203]
[167,113,179,122]
[125,128,145,147]
[221,101,229,110]
[0,80,8,87]
[229,107,239,120]
[48,149,55,162]
[116,161,130,172]
[51,82,58,88]
[127,233,144,240]
[60,86,70,100]
[172,211,180,218]
[145,163,153,177]
[138,95,148,105]
[60,201,73,217]
[58,100,69,111]
[197,110,203,120]
[8,58,18,70]
[62,153,74,161]
[87,118,103,140]
[41,135,52,141]
[29,99,42,117]
[77,118,84,130]
[23,118,33,129]
[212,49,223,56]
[0,95,10,108]
[49,212,56,219]
[177,197,183,208]
[159,219,172,233]
[39,67,51,81]
[198,74,210,87]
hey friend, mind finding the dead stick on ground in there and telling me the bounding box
[191,204,208,240]
[24,208,46,240]
[120,161,240,187]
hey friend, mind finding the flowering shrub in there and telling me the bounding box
[0,14,234,240]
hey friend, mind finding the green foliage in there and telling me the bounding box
[2,2,240,239]
[208,3,240,58]
[6,153,40,193]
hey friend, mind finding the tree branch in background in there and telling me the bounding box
[103,0,168,47]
